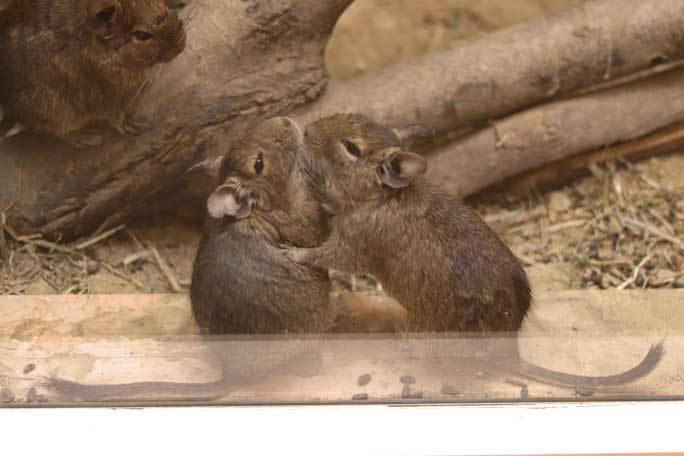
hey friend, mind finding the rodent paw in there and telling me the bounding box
[281,246,309,264]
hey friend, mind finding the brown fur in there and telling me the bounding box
[0,0,186,145]
[295,113,530,332]
[289,113,663,389]
[190,117,334,335]
[43,117,334,402]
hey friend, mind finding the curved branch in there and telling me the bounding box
[426,68,684,198]
[0,0,353,239]
[302,0,684,132]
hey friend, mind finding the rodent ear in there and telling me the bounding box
[87,0,121,38]
[207,184,252,220]
[392,124,435,147]
[377,151,427,189]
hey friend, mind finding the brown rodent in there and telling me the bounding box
[44,117,335,402]
[286,112,664,390]
[190,116,333,335]
[0,0,186,147]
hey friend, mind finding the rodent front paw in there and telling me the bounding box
[281,246,308,264]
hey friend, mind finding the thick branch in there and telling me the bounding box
[303,0,684,132]
[505,121,684,196]
[0,0,353,239]
[425,68,684,198]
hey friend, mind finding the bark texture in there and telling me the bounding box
[0,0,353,238]
[427,68,684,198]
[3,0,684,238]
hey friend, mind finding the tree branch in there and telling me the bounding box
[425,68,684,198]
[4,0,684,239]
[303,0,684,132]
[0,0,353,239]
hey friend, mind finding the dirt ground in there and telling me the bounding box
[1,0,683,296]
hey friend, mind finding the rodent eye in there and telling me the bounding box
[95,6,116,23]
[132,30,154,42]
[340,139,362,159]
[254,154,264,175]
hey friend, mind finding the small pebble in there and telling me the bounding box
[1,387,15,403]
[26,387,37,403]
[86,260,101,275]
[23,363,36,375]
[399,375,415,385]
[357,373,372,387]
[475,371,488,379]
[352,393,368,401]
[36,394,48,403]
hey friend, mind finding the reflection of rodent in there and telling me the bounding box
[288,113,664,390]
[44,118,334,402]
[0,0,186,146]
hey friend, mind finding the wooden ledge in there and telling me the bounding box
[0,290,682,405]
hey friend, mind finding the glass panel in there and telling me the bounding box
[0,0,681,407]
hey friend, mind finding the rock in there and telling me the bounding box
[352,392,368,400]
[26,387,37,403]
[357,373,372,386]
[23,363,35,374]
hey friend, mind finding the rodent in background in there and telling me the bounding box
[0,0,186,147]
[44,117,335,402]
[285,112,664,390]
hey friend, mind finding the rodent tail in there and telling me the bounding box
[40,375,234,404]
[516,339,665,389]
